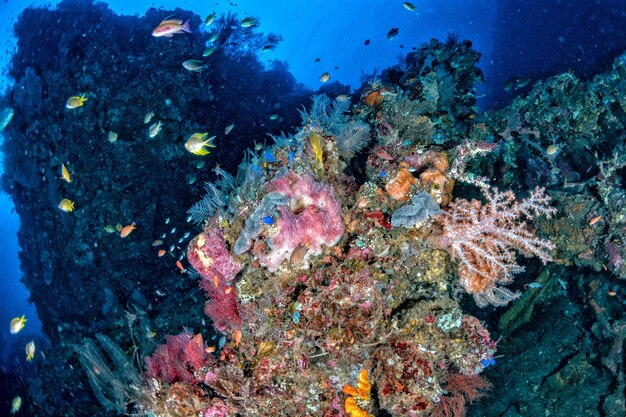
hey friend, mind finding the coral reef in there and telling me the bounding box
[3,1,626,416]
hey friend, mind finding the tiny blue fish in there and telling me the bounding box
[293,311,301,324]
[264,151,276,163]
[287,151,295,163]
[527,282,543,289]
[480,358,496,368]
[262,215,274,225]
[218,336,226,348]
[251,164,261,173]
[380,170,387,178]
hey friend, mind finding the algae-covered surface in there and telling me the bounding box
[1,1,625,417]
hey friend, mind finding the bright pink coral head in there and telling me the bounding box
[257,171,345,271]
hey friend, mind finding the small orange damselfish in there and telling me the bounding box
[176,260,187,273]
[120,224,136,238]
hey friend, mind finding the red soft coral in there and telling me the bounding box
[145,332,209,384]
[188,228,243,332]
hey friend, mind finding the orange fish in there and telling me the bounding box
[233,329,242,346]
[157,249,166,257]
[205,346,216,353]
[176,260,187,273]
[120,224,136,238]
[213,275,219,288]
[152,16,192,37]
[588,215,602,225]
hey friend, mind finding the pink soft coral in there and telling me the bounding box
[256,171,345,271]
[188,228,243,331]
[440,186,556,307]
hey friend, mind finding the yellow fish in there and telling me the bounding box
[61,163,71,183]
[11,396,21,414]
[309,132,324,167]
[58,198,75,212]
[144,111,154,124]
[66,94,87,109]
[25,341,35,361]
[10,315,26,334]
[185,132,216,156]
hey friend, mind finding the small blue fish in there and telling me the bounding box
[262,215,274,225]
[287,151,295,163]
[380,170,387,178]
[293,311,301,324]
[527,282,543,289]
[481,358,496,368]
[251,164,262,173]
[264,151,276,163]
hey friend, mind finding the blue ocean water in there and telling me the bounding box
[0,1,625,416]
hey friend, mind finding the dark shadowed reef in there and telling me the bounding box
[1,1,626,417]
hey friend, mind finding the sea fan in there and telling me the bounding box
[336,120,371,159]
[300,94,368,160]
[269,131,296,148]
[188,182,227,226]
[299,94,350,133]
